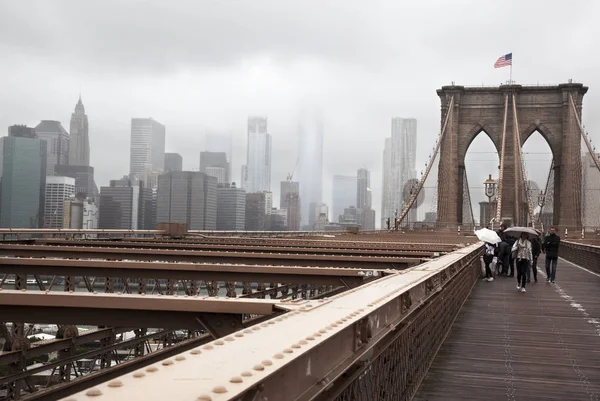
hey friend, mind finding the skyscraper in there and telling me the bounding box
[156,171,217,230]
[54,165,96,199]
[245,192,267,231]
[217,183,246,230]
[165,153,183,173]
[280,181,300,209]
[244,117,271,193]
[44,176,75,228]
[69,96,90,166]
[130,118,166,181]
[99,177,152,229]
[200,152,229,183]
[332,175,357,223]
[35,120,69,175]
[356,168,375,230]
[286,193,301,231]
[382,118,417,227]
[0,127,47,228]
[297,110,323,227]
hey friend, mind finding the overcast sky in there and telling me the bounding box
[0,0,598,226]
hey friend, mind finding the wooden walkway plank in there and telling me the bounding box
[414,256,600,401]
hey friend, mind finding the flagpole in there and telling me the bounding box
[510,54,513,84]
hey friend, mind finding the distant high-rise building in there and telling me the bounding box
[357,168,375,230]
[286,193,301,231]
[54,165,96,199]
[245,192,267,231]
[582,152,600,228]
[205,132,233,167]
[8,125,36,139]
[332,175,357,223]
[69,96,90,166]
[205,166,227,184]
[44,176,75,228]
[165,153,183,173]
[63,195,98,229]
[280,181,300,209]
[216,183,246,230]
[297,110,324,226]
[35,120,69,175]
[244,117,271,193]
[99,177,152,229]
[156,171,217,230]
[382,118,417,227]
[0,130,47,228]
[200,151,229,183]
[270,209,287,231]
[130,118,166,181]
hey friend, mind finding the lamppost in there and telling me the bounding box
[483,174,497,229]
[537,191,546,232]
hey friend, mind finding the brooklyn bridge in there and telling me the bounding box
[1,82,600,401]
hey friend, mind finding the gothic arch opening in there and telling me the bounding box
[463,130,499,227]
[522,130,554,229]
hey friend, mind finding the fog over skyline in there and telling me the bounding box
[1,0,598,224]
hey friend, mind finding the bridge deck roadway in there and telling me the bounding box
[415,256,600,401]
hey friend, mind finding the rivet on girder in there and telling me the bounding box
[241,371,253,377]
[253,364,265,371]
[175,355,186,361]
[214,340,225,346]
[305,336,315,341]
[203,345,214,350]
[196,395,212,401]
[234,333,244,338]
[85,388,102,397]
[262,360,273,366]
[133,371,145,378]
[230,376,243,383]
[212,386,228,394]
[292,344,301,349]
[146,366,158,372]
[283,348,294,354]
[190,349,202,355]
[107,380,123,388]
[273,353,284,359]
[162,360,174,366]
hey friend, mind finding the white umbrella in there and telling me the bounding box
[474,228,502,244]
[503,226,540,240]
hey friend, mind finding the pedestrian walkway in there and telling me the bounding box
[414,256,600,400]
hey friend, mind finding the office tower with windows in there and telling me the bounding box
[130,118,166,182]
[244,117,271,193]
[35,120,69,175]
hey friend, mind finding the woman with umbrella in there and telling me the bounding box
[507,228,536,293]
[475,228,501,282]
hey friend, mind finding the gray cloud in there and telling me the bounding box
[0,0,598,225]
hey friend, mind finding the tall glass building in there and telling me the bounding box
[0,128,47,228]
[130,118,166,180]
[243,117,271,193]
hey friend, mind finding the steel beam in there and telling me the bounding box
[0,257,384,287]
[0,244,423,269]
[58,243,482,401]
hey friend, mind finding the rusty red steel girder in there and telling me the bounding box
[59,243,483,401]
[0,257,387,287]
[0,244,426,269]
[24,236,462,252]
[15,239,444,257]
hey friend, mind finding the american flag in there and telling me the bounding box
[494,53,512,68]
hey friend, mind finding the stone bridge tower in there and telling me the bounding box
[436,82,587,229]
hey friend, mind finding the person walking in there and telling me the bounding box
[482,242,495,282]
[527,237,541,283]
[498,224,515,276]
[512,232,532,293]
[542,226,561,283]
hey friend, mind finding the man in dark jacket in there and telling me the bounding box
[542,226,561,283]
[497,224,515,276]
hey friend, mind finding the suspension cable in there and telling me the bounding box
[512,94,536,228]
[495,94,509,223]
[396,95,454,226]
[569,93,600,173]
